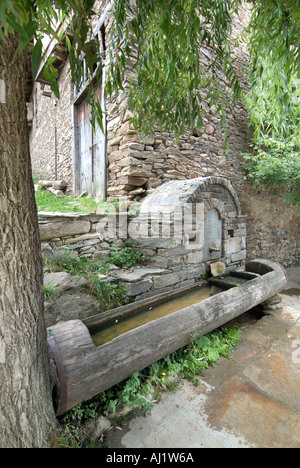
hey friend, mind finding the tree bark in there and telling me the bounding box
[0,36,57,447]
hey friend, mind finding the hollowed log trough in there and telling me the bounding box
[48,259,287,416]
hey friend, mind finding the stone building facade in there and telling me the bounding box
[29,0,300,267]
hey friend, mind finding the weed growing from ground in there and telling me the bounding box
[42,242,147,310]
[44,283,55,301]
[35,184,122,214]
[61,326,243,425]
[43,249,128,309]
[109,245,147,269]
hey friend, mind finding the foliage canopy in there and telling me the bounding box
[242,0,300,210]
[1,0,299,133]
[107,0,241,137]
[243,53,300,210]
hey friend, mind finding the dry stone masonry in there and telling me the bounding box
[40,177,249,303]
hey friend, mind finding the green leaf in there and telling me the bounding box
[65,35,72,52]
[50,80,60,99]
[19,21,39,53]
[43,58,60,98]
[196,335,211,351]
[31,38,43,80]
[207,347,220,362]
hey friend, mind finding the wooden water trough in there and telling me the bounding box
[47,259,287,416]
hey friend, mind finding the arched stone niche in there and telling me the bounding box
[130,177,247,276]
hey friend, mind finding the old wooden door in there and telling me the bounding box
[75,84,106,198]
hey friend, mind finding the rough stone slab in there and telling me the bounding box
[45,293,100,327]
[116,379,252,448]
[242,340,300,413]
[224,237,241,255]
[132,237,183,249]
[112,267,169,283]
[82,238,103,246]
[186,251,204,264]
[129,188,145,196]
[121,280,153,297]
[231,250,246,262]
[186,265,207,280]
[43,272,101,327]
[44,271,89,293]
[64,233,103,245]
[67,243,85,250]
[153,271,186,289]
[146,178,162,188]
[230,341,261,365]
[210,262,226,277]
[174,279,196,289]
[157,247,188,257]
[39,220,91,241]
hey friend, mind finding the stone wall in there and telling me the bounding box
[39,211,201,301]
[39,176,250,301]
[39,211,128,258]
[29,62,74,191]
[104,4,251,198]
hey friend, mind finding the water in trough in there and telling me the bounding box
[90,273,254,347]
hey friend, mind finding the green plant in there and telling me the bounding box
[109,246,147,269]
[35,187,96,213]
[42,249,129,309]
[243,143,300,210]
[50,424,86,448]
[61,326,243,424]
[43,250,82,273]
[44,283,54,301]
[128,201,141,216]
[108,0,244,138]
[243,53,300,211]
[88,275,128,308]
[35,186,124,214]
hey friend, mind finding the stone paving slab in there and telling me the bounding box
[204,375,300,449]
[242,337,300,413]
[120,379,252,449]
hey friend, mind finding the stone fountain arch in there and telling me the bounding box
[130,176,247,277]
[139,176,242,217]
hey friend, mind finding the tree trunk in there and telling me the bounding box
[0,36,57,447]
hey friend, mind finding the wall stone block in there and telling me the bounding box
[40,219,91,241]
